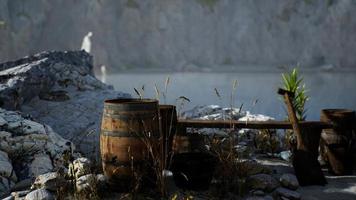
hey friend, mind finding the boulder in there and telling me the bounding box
[0,176,14,198]
[2,195,14,200]
[29,154,53,178]
[0,150,15,180]
[0,51,130,156]
[31,172,66,192]
[275,187,301,200]
[246,174,279,192]
[279,174,299,190]
[0,108,72,180]
[68,157,91,178]
[25,189,54,200]
[11,190,30,198]
[76,174,96,193]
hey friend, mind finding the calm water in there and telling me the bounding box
[97,71,356,120]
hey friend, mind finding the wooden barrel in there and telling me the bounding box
[100,99,160,187]
[320,109,355,175]
[159,105,177,168]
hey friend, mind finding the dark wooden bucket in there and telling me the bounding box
[320,109,355,175]
[170,152,217,190]
[171,130,205,154]
[159,105,177,168]
[100,98,160,189]
[292,127,326,186]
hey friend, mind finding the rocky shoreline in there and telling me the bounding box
[0,51,355,199]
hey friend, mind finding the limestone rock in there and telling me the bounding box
[2,195,14,200]
[69,157,91,178]
[275,187,301,200]
[0,51,130,156]
[279,174,299,190]
[29,154,53,178]
[31,172,66,192]
[0,151,14,179]
[11,190,30,198]
[0,108,73,181]
[0,176,14,197]
[25,189,54,200]
[76,174,96,193]
[246,174,279,192]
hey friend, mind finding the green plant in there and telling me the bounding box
[281,68,309,121]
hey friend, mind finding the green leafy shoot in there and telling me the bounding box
[281,68,309,121]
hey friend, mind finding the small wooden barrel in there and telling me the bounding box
[100,99,160,187]
[320,109,355,175]
[159,105,177,168]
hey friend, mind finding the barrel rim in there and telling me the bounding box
[104,98,158,105]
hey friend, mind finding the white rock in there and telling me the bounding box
[0,116,7,126]
[0,176,14,197]
[0,131,12,138]
[69,157,91,178]
[32,172,65,192]
[11,190,30,198]
[275,187,301,200]
[279,151,292,162]
[279,173,299,190]
[0,151,14,179]
[238,111,274,121]
[29,154,53,177]
[76,174,96,192]
[2,195,14,200]
[0,140,11,153]
[21,120,46,135]
[25,189,54,200]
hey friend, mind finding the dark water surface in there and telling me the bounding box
[97,71,356,120]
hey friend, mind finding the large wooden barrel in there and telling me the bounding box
[159,105,177,168]
[100,99,160,188]
[320,109,355,175]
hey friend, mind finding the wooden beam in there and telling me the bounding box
[178,119,333,130]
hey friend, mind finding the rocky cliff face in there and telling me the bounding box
[0,50,130,157]
[1,0,356,71]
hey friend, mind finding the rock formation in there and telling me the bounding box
[0,50,130,157]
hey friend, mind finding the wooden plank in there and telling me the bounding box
[178,119,333,129]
